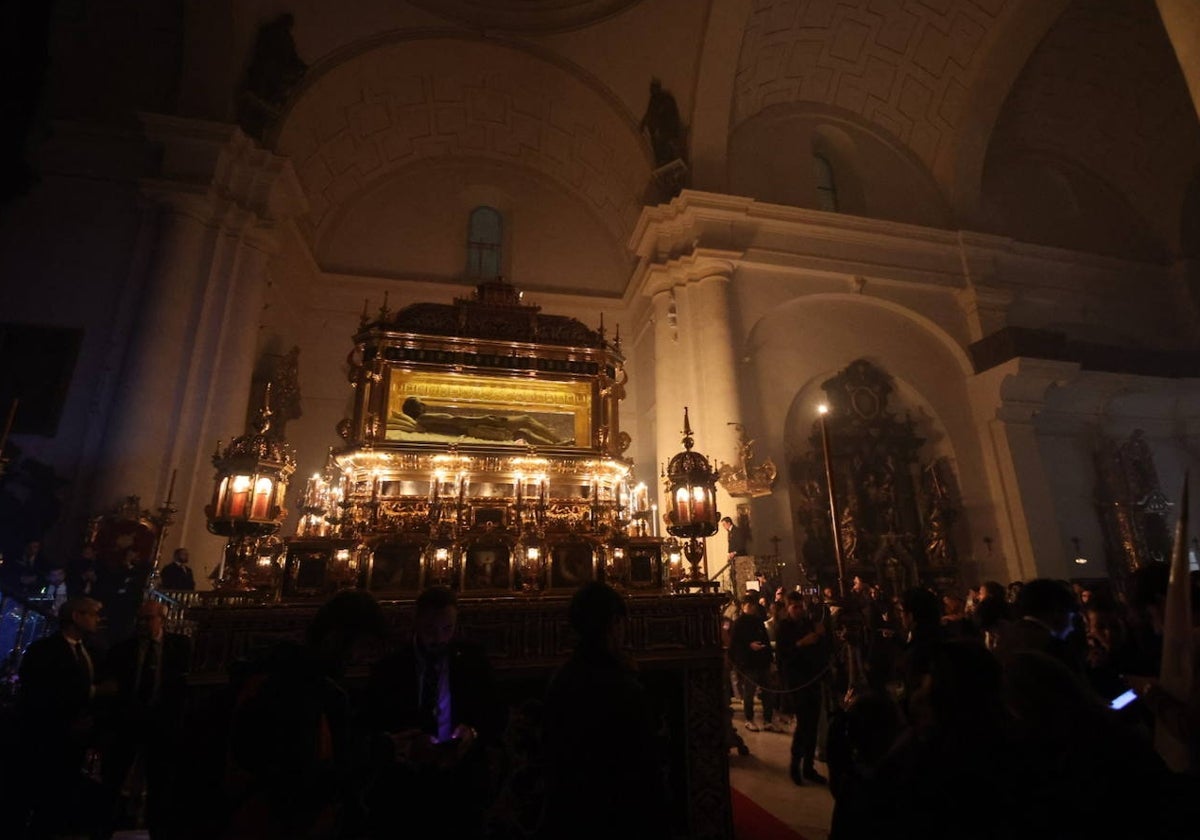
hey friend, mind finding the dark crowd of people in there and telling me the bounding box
[726,566,1200,838]
[0,576,670,840]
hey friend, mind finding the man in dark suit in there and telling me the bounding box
[97,599,191,838]
[722,515,748,562]
[157,547,195,591]
[95,548,149,649]
[16,596,103,837]
[364,586,504,837]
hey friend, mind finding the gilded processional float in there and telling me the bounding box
[194,278,732,839]
[211,277,714,598]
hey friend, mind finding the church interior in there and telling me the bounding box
[1,1,1199,837]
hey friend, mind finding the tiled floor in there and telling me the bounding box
[729,714,834,840]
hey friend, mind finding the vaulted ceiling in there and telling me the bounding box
[135,0,1200,287]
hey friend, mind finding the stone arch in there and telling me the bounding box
[728,104,951,228]
[274,35,653,247]
[316,155,631,294]
[744,292,973,379]
[934,0,1072,222]
[780,360,971,593]
[979,150,1168,261]
[737,293,990,586]
[732,0,1029,215]
[972,0,1200,251]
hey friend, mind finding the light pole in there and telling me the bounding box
[817,404,846,597]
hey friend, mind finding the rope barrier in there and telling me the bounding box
[729,663,832,695]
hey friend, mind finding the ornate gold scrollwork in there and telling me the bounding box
[714,423,776,498]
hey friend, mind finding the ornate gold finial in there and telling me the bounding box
[597,312,606,347]
[681,407,693,451]
[252,383,274,435]
[714,422,777,498]
[360,298,370,327]
[378,291,391,322]
[613,322,621,353]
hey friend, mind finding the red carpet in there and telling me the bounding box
[730,786,808,840]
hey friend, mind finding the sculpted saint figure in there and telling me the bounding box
[395,397,567,446]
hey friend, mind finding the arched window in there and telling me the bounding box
[466,206,503,278]
[813,154,839,212]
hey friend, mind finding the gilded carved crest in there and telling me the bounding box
[789,359,961,595]
[714,423,777,498]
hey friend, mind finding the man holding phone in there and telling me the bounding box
[365,586,505,836]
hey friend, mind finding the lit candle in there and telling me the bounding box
[675,487,691,524]
[692,486,707,522]
[651,504,659,537]
[228,475,251,518]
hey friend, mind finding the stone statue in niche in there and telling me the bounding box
[640,78,689,200]
[640,78,685,167]
[237,13,308,143]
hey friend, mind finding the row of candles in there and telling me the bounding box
[298,469,662,537]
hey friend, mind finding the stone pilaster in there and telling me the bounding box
[969,358,1081,581]
[92,115,307,578]
[651,286,683,485]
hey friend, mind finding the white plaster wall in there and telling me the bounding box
[316,158,631,295]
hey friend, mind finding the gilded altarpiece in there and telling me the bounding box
[1094,429,1173,582]
[790,360,962,595]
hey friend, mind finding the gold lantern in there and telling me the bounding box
[205,389,296,593]
[515,534,546,593]
[663,407,721,592]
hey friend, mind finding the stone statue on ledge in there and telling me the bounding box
[236,13,307,144]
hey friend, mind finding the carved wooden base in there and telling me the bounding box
[181,593,732,839]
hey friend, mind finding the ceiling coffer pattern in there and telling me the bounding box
[276,39,651,244]
[733,0,1012,167]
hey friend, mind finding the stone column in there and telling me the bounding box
[688,265,742,467]
[92,195,218,508]
[91,115,306,580]
[969,358,1081,581]
[651,286,683,485]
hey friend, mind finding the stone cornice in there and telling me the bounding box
[636,249,744,298]
[138,113,309,240]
